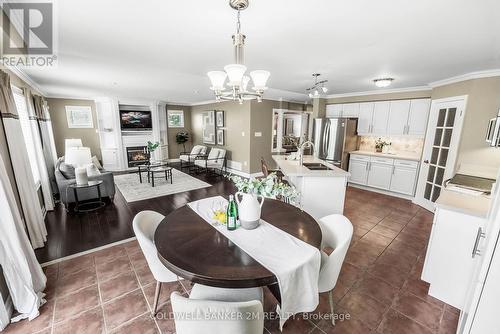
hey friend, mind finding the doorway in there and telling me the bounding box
[414,95,468,211]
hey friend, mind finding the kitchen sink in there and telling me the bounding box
[303,163,333,171]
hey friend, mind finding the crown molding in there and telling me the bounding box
[5,65,46,95]
[428,69,500,88]
[326,86,431,99]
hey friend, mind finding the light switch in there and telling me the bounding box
[254,132,262,137]
[241,132,245,136]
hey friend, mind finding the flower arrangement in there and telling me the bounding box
[227,173,300,202]
[147,141,160,153]
[375,138,391,152]
[175,131,189,152]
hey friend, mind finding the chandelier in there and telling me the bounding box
[207,0,270,104]
[306,73,328,98]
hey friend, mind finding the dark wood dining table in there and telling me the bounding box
[154,198,322,300]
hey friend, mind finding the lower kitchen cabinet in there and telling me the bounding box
[367,162,393,190]
[348,153,419,197]
[348,159,369,184]
[390,165,418,195]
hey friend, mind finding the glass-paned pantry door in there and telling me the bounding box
[415,97,467,211]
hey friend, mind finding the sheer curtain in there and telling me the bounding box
[0,152,46,325]
[0,70,47,249]
[33,95,58,196]
[23,88,55,211]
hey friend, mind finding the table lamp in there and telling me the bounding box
[65,147,92,185]
[64,138,83,157]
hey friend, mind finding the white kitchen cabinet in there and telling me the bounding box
[408,99,431,136]
[422,206,485,309]
[326,104,342,118]
[366,159,393,190]
[357,102,374,134]
[348,155,370,185]
[342,103,359,117]
[348,153,420,197]
[387,100,411,135]
[390,165,418,195]
[371,101,390,135]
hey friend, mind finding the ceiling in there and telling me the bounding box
[17,0,500,104]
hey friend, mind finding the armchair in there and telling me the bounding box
[179,145,207,171]
[194,148,227,176]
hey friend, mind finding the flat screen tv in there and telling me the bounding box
[120,110,152,131]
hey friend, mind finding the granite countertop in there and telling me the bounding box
[272,155,350,177]
[349,150,421,162]
[436,188,491,218]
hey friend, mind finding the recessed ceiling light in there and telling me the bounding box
[373,78,394,88]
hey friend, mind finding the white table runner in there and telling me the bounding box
[188,196,320,330]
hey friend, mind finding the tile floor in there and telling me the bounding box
[5,187,460,334]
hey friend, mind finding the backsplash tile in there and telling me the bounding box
[358,136,424,154]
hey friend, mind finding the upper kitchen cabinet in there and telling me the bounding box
[407,99,431,136]
[387,100,411,135]
[342,103,359,117]
[325,103,360,118]
[357,102,374,135]
[325,104,343,118]
[387,99,430,136]
[371,101,390,134]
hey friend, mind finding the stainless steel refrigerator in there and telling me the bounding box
[312,118,359,171]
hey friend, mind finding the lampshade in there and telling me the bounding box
[207,71,227,91]
[224,64,247,87]
[241,75,250,92]
[250,70,270,90]
[65,147,92,167]
[65,139,83,157]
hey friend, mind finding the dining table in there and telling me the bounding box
[154,198,322,302]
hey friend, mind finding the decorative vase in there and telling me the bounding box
[235,192,264,230]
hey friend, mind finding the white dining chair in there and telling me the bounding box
[189,284,263,304]
[170,292,264,334]
[133,210,187,315]
[317,214,353,325]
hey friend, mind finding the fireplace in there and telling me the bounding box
[126,146,149,167]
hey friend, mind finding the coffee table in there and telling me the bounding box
[147,165,173,187]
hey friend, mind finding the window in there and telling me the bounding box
[167,110,184,128]
[12,87,41,185]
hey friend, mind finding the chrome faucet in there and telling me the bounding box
[299,140,315,166]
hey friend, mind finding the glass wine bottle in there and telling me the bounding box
[227,195,238,231]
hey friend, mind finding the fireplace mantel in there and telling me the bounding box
[95,98,168,171]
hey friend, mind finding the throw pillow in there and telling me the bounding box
[86,163,101,177]
[92,156,103,170]
[59,161,75,179]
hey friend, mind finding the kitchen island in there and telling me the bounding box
[272,155,350,219]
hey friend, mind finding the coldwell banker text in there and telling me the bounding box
[1,1,57,67]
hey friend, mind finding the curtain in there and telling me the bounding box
[0,153,46,325]
[24,89,55,211]
[32,95,58,196]
[0,70,47,249]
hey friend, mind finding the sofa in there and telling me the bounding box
[55,157,116,206]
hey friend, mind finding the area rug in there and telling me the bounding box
[114,168,211,202]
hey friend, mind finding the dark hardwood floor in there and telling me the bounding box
[35,163,237,263]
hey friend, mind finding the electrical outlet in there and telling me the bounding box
[254,132,262,137]
[241,131,245,136]
[243,161,247,166]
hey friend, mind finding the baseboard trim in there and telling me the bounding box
[224,167,264,179]
[348,183,415,200]
[40,237,137,267]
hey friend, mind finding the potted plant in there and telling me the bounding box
[147,141,159,163]
[375,138,391,153]
[227,173,299,230]
[176,131,189,153]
